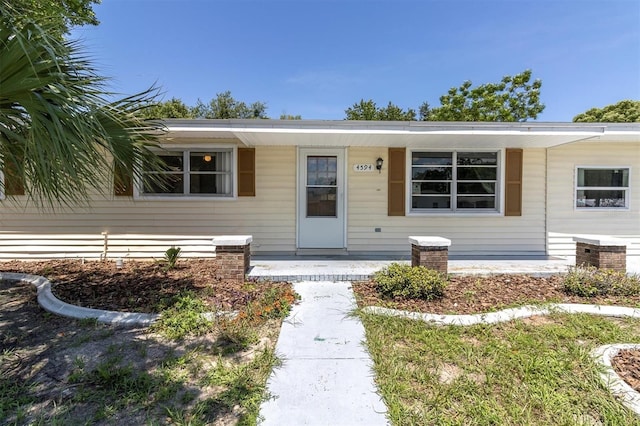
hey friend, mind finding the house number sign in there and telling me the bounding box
[353,164,374,172]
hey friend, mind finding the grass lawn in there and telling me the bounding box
[361,311,640,425]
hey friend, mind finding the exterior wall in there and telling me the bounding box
[0,145,297,253]
[547,142,640,257]
[347,147,548,255]
[6,138,637,258]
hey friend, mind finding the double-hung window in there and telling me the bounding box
[576,167,629,209]
[411,151,499,212]
[141,149,233,197]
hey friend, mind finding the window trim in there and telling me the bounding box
[406,148,504,216]
[134,144,238,200]
[574,165,631,211]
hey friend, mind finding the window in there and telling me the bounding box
[140,149,233,197]
[411,151,499,212]
[306,155,338,217]
[576,167,629,209]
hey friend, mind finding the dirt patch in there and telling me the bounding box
[0,260,291,425]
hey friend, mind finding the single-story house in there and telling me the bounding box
[0,120,638,259]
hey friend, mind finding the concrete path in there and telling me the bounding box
[258,281,389,426]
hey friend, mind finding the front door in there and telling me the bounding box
[298,148,345,248]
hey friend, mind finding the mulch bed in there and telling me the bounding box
[613,350,640,393]
[352,274,640,315]
[0,259,287,313]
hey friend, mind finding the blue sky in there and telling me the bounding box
[72,0,640,121]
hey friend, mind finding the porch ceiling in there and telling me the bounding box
[162,119,639,148]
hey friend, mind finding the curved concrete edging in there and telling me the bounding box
[363,303,640,417]
[362,303,640,326]
[592,344,640,417]
[1,272,160,327]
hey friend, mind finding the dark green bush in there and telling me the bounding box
[563,266,640,297]
[373,263,448,300]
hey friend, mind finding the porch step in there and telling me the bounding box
[248,259,399,282]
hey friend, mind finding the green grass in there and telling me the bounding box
[361,311,640,425]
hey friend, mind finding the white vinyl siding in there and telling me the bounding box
[347,147,546,255]
[547,142,640,257]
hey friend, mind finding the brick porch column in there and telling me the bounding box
[409,236,451,274]
[573,236,628,273]
[212,236,252,282]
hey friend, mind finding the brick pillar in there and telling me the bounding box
[409,236,451,274]
[212,236,252,282]
[574,236,627,273]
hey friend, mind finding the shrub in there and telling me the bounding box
[563,266,640,297]
[373,263,448,300]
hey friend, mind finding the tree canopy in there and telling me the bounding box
[140,93,270,119]
[0,4,163,207]
[573,100,640,123]
[345,70,545,122]
[3,0,101,38]
[425,70,544,121]
[140,98,195,119]
[192,91,268,119]
[345,99,416,121]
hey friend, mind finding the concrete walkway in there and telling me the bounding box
[258,281,388,426]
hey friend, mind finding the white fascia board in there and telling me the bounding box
[162,120,640,148]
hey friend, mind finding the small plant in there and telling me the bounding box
[152,291,213,340]
[373,263,448,300]
[563,266,640,297]
[163,246,182,271]
[231,285,299,326]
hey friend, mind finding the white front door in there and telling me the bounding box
[298,148,346,249]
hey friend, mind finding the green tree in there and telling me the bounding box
[345,99,416,120]
[573,100,640,123]
[193,91,268,119]
[0,5,163,207]
[4,0,101,38]
[140,97,194,119]
[426,70,544,121]
[280,114,302,120]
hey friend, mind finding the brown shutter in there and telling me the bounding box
[505,148,523,216]
[4,159,25,196]
[388,147,405,216]
[237,147,255,197]
[113,162,133,197]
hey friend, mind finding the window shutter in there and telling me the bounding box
[505,148,523,216]
[113,162,133,197]
[4,160,25,196]
[388,147,405,216]
[237,147,255,197]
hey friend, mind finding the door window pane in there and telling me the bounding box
[307,187,337,217]
[307,156,337,186]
